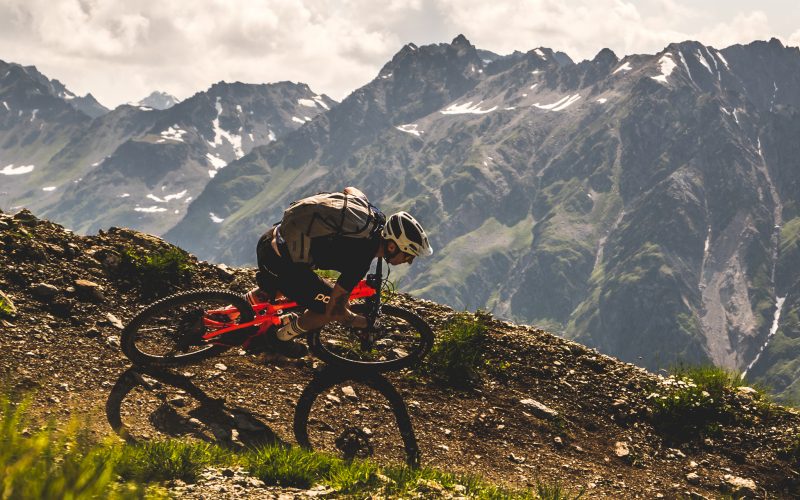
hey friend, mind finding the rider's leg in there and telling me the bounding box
[275,309,329,341]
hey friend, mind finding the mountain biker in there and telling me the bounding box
[243,187,433,358]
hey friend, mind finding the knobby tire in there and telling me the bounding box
[308,303,433,373]
[121,288,255,367]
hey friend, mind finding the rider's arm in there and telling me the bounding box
[343,186,367,201]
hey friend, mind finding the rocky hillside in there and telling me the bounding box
[1,209,798,498]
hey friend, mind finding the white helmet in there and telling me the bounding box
[382,212,433,257]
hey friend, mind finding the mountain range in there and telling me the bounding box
[2,35,799,403]
[0,61,335,235]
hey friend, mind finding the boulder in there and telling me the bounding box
[519,398,559,420]
[32,283,59,299]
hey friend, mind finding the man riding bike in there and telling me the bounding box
[243,186,433,358]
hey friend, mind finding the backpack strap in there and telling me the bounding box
[339,194,349,236]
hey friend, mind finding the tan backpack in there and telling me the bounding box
[279,192,385,264]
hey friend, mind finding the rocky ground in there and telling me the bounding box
[1,208,799,499]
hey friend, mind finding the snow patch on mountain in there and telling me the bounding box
[134,206,167,213]
[146,190,187,203]
[1,164,35,175]
[312,96,329,110]
[715,50,730,69]
[441,101,497,115]
[208,98,244,158]
[696,49,713,73]
[678,52,693,82]
[744,296,786,376]
[206,153,227,170]
[210,213,224,223]
[534,94,581,111]
[160,125,187,142]
[396,124,423,136]
[651,54,677,83]
[613,62,632,74]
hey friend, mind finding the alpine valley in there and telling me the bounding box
[2,35,800,403]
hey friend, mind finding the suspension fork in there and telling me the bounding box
[360,258,385,343]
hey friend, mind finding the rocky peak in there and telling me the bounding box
[136,91,179,110]
[592,47,618,66]
[450,33,477,57]
[0,61,108,118]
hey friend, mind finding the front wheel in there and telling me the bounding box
[121,289,255,367]
[308,303,433,373]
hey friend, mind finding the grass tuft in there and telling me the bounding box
[423,312,489,388]
[119,246,193,298]
[1,392,584,499]
[647,364,757,440]
[0,292,15,318]
[0,395,144,498]
[115,440,234,484]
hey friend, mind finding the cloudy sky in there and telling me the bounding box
[2,0,799,108]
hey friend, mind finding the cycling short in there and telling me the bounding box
[255,227,332,314]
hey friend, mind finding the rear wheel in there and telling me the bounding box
[308,303,433,373]
[121,289,255,367]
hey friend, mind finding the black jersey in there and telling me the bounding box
[309,235,380,291]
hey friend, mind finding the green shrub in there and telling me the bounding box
[120,246,193,298]
[314,269,341,281]
[0,291,15,318]
[647,364,749,439]
[423,312,489,388]
[670,364,748,395]
[783,432,800,462]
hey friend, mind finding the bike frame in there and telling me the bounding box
[199,258,387,346]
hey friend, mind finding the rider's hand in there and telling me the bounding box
[344,311,368,329]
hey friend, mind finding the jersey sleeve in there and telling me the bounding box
[335,259,371,292]
[334,238,378,292]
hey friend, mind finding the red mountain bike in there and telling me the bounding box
[121,259,434,373]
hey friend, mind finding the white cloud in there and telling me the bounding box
[0,0,793,107]
[433,0,773,61]
[789,29,800,48]
[697,11,772,49]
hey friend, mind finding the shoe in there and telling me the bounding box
[246,288,272,306]
[246,328,307,358]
